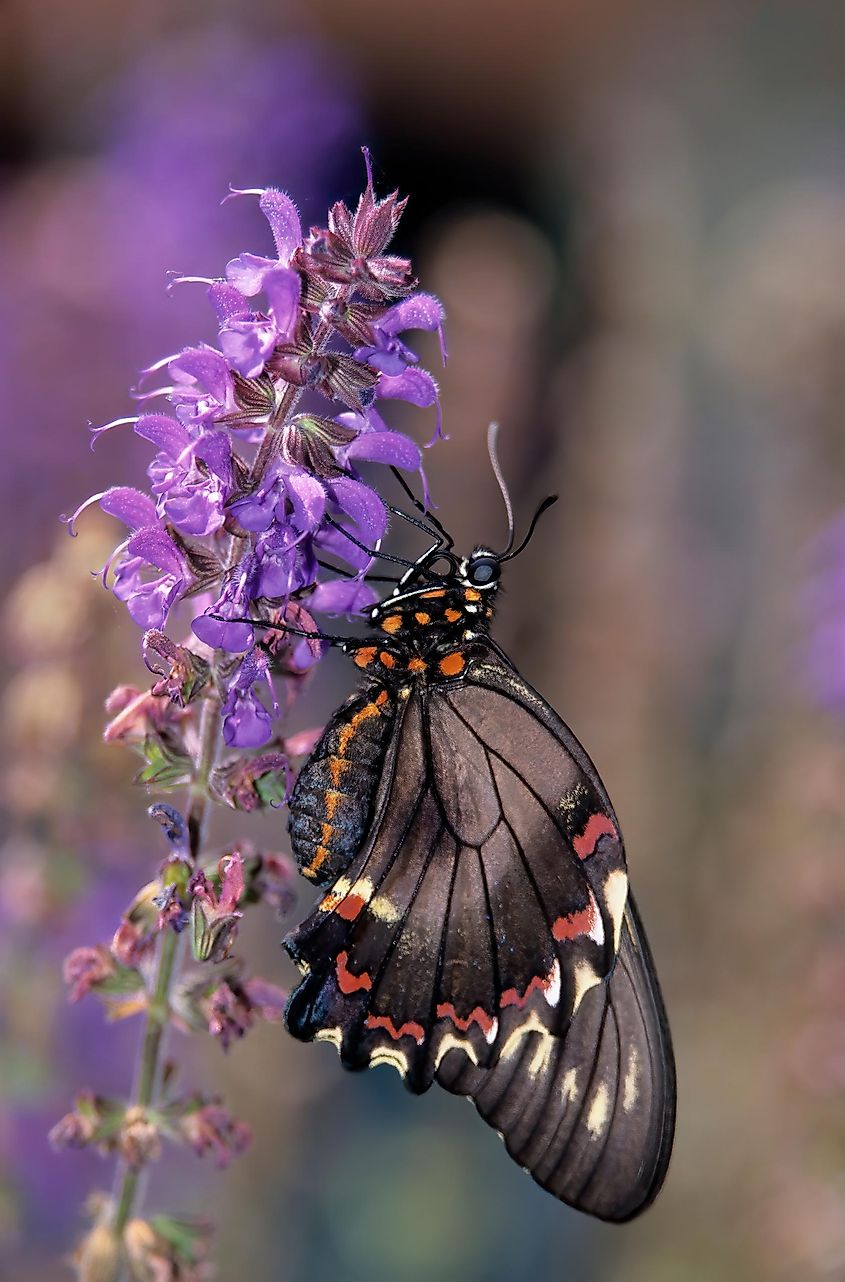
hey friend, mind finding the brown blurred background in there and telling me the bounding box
[3,2,845,1280]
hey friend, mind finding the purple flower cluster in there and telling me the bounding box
[67,154,445,749]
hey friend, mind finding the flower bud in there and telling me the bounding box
[74,1223,122,1282]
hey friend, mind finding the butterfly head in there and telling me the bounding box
[458,546,502,593]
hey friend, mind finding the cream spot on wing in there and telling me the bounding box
[314,1027,342,1050]
[369,1048,410,1076]
[571,959,601,1015]
[529,1028,555,1077]
[369,893,401,924]
[604,869,629,952]
[544,959,561,1008]
[484,1016,500,1045]
[561,1067,579,1104]
[623,1046,640,1113]
[586,1081,611,1138]
[499,1010,555,1077]
[434,1031,480,1070]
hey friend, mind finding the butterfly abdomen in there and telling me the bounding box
[288,687,395,886]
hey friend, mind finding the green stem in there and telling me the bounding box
[109,691,223,1259]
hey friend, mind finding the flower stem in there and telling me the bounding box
[109,688,224,1263]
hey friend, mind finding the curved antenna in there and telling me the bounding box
[487,422,515,555]
[499,494,558,563]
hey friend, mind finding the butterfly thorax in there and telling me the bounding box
[350,579,496,686]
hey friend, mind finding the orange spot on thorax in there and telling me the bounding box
[439,651,466,677]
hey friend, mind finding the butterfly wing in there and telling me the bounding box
[283,648,675,1218]
[436,893,675,1220]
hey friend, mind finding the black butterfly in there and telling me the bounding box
[282,460,675,1223]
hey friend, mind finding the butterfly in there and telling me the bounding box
[282,453,675,1222]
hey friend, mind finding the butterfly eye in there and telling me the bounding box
[468,556,500,587]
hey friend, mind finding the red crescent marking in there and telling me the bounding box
[500,966,556,1009]
[335,950,372,994]
[553,898,598,941]
[436,1002,496,1036]
[573,813,617,860]
[366,1014,425,1044]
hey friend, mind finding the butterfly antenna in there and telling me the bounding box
[499,494,558,562]
[487,422,516,556]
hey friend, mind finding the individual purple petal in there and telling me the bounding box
[222,689,274,748]
[220,319,277,379]
[313,522,373,572]
[254,531,316,599]
[357,340,416,377]
[192,562,256,652]
[209,281,251,323]
[379,293,445,338]
[377,367,438,408]
[134,414,191,457]
[327,476,387,545]
[259,189,302,262]
[263,266,301,334]
[335,406,391,436]
[221,649,278,748]
[169,346,232,404]
[285,470,327,533]
[308,577,378,615]
[343,430,421,471]
[195,432,233,486]
[112,557,183,630]
[225,252,276,296]
[192,610,254,653]
[127,527,185,577]
[161,484,226,538]
[100,487,159,531]
[229,488,277,533]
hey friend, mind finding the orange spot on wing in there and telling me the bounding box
[354,646,377,669]
[375,690,389,707]
[464,588,482,602]
[573,814,618,860]
[381,615,402,634]
[336,951,372,993]
[444,608,461,623]
[439,651,466,677]
[366,1013,425,1044]
[436,1002,496,1036]
[553,899,598,941]
[421,589,446,599]
[379,651,396,669]
[414,611,431,624]
[407,657,426,673]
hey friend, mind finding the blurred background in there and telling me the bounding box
[3,1,845,1279]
